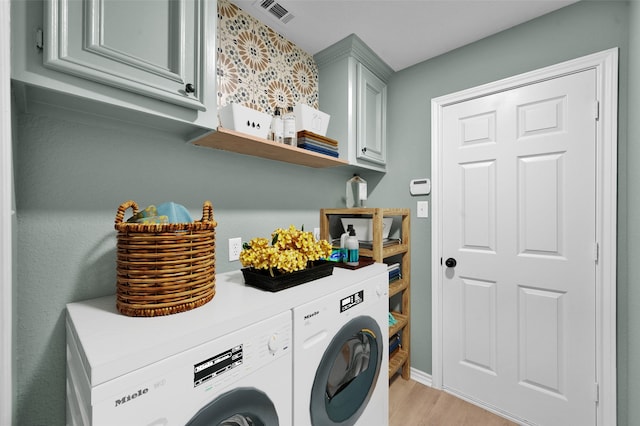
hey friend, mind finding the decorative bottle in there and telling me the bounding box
[345,228,359,266]
[346,174,367,208]
[283,106,297,146]
[270,107,283,143]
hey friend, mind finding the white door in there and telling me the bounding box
[441,69,597,425]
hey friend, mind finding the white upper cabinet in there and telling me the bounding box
[45,0,205,111]
[11,0,217,136]
[356,63,387,166]
[315,34,393,172]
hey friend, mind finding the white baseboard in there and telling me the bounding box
[408,367,432,387]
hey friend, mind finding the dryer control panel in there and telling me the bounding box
[340,290,364,313]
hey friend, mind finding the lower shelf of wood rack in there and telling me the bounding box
[389,348,409,379]
[389,311,410,379]
[389,278,409,298]
[389,311,408,336]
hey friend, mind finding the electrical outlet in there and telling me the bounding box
[417,201,429,218]
[229,237,242,261]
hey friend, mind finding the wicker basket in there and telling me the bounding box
[114,200,217,317]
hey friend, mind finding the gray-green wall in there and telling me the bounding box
[13,113,361,424]
[13,1,639,425]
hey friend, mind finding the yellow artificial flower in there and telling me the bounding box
[240,225,332,274]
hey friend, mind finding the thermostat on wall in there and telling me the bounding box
[410,178,431,195]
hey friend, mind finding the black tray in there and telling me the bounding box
[241,260,335,292]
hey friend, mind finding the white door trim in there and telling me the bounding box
[431,48,618,426]
[1,0,13,424]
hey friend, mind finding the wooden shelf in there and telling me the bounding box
[359,243,408,260]
[191,127,349,168]
[323,207,409,216]
[389,349,409,379]
[389,311,408,336]
[389,278,408,298]
[320,207,411,382]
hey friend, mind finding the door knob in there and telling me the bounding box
[445,258,457,268]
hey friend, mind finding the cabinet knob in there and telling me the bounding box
[445,258,457,268]
[361,147,367,153]
[185,83,195,93]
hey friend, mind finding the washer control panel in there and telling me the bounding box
[193,344,243,387]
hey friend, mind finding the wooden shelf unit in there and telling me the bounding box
[192,127,348,168]
[320,207,411,380]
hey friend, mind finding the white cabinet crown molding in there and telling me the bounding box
[314,34,394,83]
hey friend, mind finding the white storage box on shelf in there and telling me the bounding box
[294,104,330,136]
[218,103,271,139]
[340,217,393,241]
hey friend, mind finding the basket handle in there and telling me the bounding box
[115,200,139,225]
[201,201,214,222]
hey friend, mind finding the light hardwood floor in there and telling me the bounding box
[389,377,517,426]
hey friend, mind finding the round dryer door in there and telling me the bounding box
[186,387,279,426]
[310,315,383,426]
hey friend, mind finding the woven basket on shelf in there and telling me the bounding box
[114,200,217,317]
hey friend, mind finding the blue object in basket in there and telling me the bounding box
[157,202,193,224]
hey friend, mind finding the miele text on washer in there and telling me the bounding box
[304,310,320,320]
[114,388,149,407]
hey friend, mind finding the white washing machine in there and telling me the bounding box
[292,271,389,426]
[66,299,292,426]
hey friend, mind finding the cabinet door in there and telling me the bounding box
[44,0,205,111]
[356,63,387,165]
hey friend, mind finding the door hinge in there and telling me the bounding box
[35,28,43,50]
[594,382,599,403]
[593,101,600,121]
[593,242,599,263]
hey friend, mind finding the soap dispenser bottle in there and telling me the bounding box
[270,107,283,143]
[345,228,359,266]
[283,106,297,146]
[340,224,354,262]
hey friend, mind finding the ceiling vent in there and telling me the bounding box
[255,0,295,24]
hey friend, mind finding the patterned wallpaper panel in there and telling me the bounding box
[217,0,319,115]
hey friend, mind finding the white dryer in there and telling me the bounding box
[66,302,292,426]
[292,271,389,426]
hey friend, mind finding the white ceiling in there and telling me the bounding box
[231,0,580,71]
